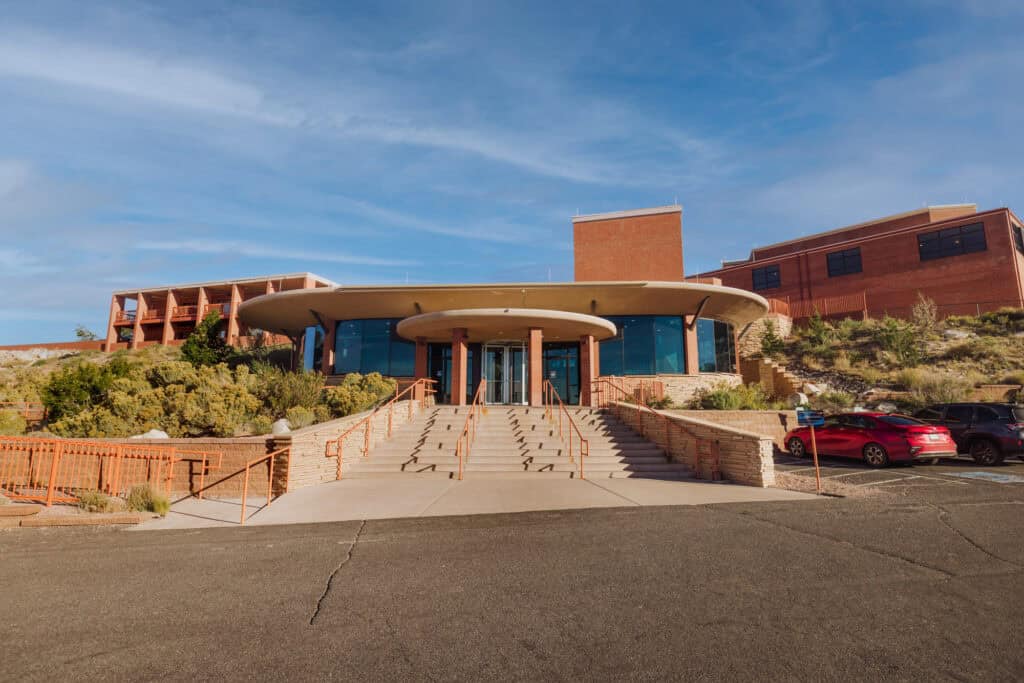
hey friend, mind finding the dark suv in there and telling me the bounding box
[913,403,1024,465]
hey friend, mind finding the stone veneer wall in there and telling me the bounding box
[612,403,777,487]
[670,410,798,452]
[736,313,793,358]
[273,398,430,491]
[598,373,743,407]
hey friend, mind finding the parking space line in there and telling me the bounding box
[858,475,918,487]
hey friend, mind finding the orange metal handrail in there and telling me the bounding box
[0,436,216,505]
[542,380,589,480]
[239,447,286,525]
[592,377,721,480]
[325,378,437,479]
[454,379,487,481]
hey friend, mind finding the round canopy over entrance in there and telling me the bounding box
[395,308,617,343]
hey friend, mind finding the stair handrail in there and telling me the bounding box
[239,447,287,525]
[325,377,437,480]
[454,379,487,481]
[542,380,589,480]
[591,377,721,480]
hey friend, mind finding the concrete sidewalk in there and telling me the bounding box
[138,477,816,530]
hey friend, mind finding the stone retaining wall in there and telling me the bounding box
[599,373,742,406]
[670,410,798,451]
[613,403,777,487]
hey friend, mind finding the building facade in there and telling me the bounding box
[697,205,1024,319]
[105,273,335,351]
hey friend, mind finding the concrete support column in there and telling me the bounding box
[105,295,122,352]
[528,327,543,406]
[161,289,177,345]
[579,334,595,406]
[414,337,429,401]
[196,287,209,324]
[320,318,337,376]
[451,328,468,406]
[265,279,276,295]
[131,293,145,350]
[733,328,742,375]
[684,315,700,375]
[226,284,242,346]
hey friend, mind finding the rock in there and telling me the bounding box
[943,328,973,340]
[788,392,809,408]
[852,405,869,413]
[271,419,291,435]
[129,429,169,439]
[876,402,899,414]
[802,382,826,396]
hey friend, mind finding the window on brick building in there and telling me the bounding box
[917,222,987,261]
[751,264,781,291]
[1013,224,1024,255]
[826,247,862,277]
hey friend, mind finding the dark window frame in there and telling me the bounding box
[826,247,863,277]
[917,222,987,262]
[1013,224,1024,255]
[751,264,781,291]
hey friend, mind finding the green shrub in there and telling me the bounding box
[125,484,171,516]
[285,405,316,429]
[645,396,676,410]
[804,312,834,346]
[1001,371,1024,385]
[691,382,773,410]
[181,311,231,367]
[324,373,397,417]
[810,391,855,413]
[873,317,920,366]
[911,293,938,337]
[248,415,274,435]
[253,364,324,418]
[0,410,27,436]
[944,338,1002,361]
[896,368,972,405]
[77,490,125,513]
[40,357,132,422]
[760,320,785,359]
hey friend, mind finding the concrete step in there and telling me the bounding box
[359,454,672,466]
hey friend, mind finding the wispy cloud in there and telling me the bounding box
[136,238,417,267]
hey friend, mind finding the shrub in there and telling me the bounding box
[911,293,938,337]
[944,338,1002,361]
[0,410,27,436]
[125,484,171,516]
[691,382,773,410]
[253,364,324,418]
[75,325,99,341]
[804,312,833,346]
[324,373,397,417]
[873,317,920,366]
[896,368,972,405]
[1001,371,1024,385]
[285,406,316,429]
[832,351,851,372]
[645,396,675,409]
[760,320,785,359]
[811,391,855,413]
[248,415,274,435]
[77,490,125,513]
[181,311,231,367]
[40,357,132,422]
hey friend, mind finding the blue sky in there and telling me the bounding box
[1,0,1023,343]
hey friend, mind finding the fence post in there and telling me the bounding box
[267,451,276,505]
[44,441,63,507]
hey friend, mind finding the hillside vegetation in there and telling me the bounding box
[0,314,396,438]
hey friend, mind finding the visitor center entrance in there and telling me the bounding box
[483,342,526,404]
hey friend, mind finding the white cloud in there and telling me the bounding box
[136,238,416,268]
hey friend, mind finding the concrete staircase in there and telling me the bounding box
[342,405,695,480]
[740,357,802,399]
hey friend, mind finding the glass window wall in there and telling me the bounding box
[599,315,686,376]
[333,319,416,376]
[696,319,737,373]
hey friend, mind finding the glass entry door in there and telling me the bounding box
[483,343,526,404]
[543,343,580,405]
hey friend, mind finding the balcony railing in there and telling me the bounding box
[767,292,868,320]
[140,309,163,322]
[114,311,136,324]
[171,305,198,320]
[203,303,231,317]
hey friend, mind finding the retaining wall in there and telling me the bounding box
[670,410,798,451]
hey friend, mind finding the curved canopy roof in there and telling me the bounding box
[237,281,769,336]
[396,308,618,343]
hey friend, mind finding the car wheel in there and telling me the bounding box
[787,437,807,458]
[863,443,890,468]
[969,439,1004,466]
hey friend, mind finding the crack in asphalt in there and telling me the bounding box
[708,506,957,578]
[309,519,366,626]
[924,502,1024,570]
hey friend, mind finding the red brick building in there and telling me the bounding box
[697,204,1024,319]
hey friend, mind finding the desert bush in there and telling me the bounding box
[645,396,676,409]
[873,317,920,366]
[181,311,231,367]
[760,320,785,359]
[77,490,126,513]
[248,415,274,435]
[896,368,972,405]
[253,364,324,418]
[285,405,316,429]
[943,337,1002,361]
[0,410,27,436]
[1001,370,1024,385]
[911,293,939,337]
[40,356,132,422]
[810,391,855,413]
[324,373,397,417]
[125,484,171,516]
[690,382,774,410]
[832,351,851,372]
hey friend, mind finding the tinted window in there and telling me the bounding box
[945,405,974,424]
[823,416,843,429]
[334,319,416,376]
[1013,406,1024,422]
[879,415,926,426]
[752,265,781,291]
[1014,225,1024,254]
[914,408,944,422]
[843,415,873,429]
[653,316,684,373]
[918,222,987,261]
[696,319,736,374]
[827,248,863,277]
[975,406,1003,423]
[599,316,687,376]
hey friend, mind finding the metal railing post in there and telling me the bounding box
[44,441,63,507]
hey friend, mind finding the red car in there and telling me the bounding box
[785,412,957,467]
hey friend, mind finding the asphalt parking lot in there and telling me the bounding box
[2,464,1022,681]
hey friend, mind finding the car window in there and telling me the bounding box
[975,406,1002,423]
[823,416,843,428]
[1013,406,1024,422]
[914,408,944,422]
[843,416,871,429]
[945,406,973,424]
[879,415,926,426]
